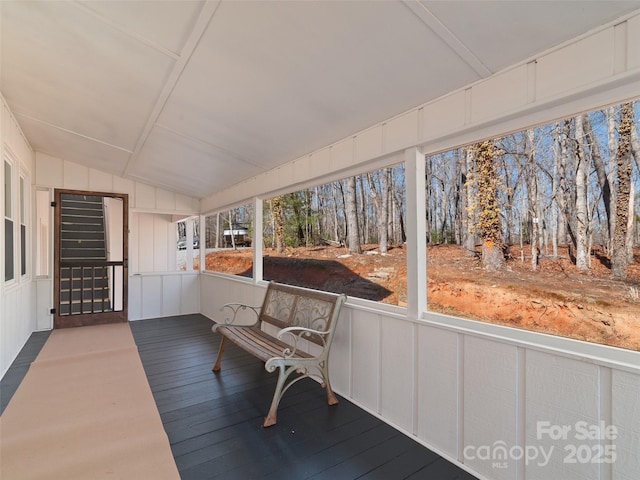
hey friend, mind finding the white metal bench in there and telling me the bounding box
[211,281,346,427]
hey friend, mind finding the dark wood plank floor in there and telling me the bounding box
[130,314,477,480]
[2,316,477,479]
[1,330,51,415]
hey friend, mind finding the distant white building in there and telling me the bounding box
[223,225,251,247]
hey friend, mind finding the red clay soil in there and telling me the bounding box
[203,244,640,351]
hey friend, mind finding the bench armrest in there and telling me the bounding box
[212,303,261,332]
[277,326,331,357]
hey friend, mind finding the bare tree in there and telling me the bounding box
[367,170,390,253]
[473,140,504,271]
[525,129,539,270]
[345,176,361,254]
[462,147,476,255]
[612,102,634,278]
[584,113,615,249]
[271,196,285,254]
[574,114,590,270]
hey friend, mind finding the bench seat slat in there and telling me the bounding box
[216,325,312,363]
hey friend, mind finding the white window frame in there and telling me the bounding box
[4,156,16,285]
[19,171,30,279]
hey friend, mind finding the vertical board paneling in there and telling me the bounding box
[329,309,352,397]
[1,97,36,379]
[135,182,156,210]
[35,153,63,187]
[422,91,465,141]
[129,212,140,273]
[380,316,414,432]
[309,148,332,179]
[153,215,169,272]
[355,126,383,162]
[351,309,380,411]
[175,193,193,212]
[385,110,419,153]
[113,177,135,204]
[525,350,600,480]
[162,275,182,317]
[35,278,52,330]
[63,160,89,190]
[88,169,113,192]
[417,325,459,458]
[331,137,354,168]
[199,275,218,319]
[471,66,528,122]
[180,274,200,314]
[612,370,640,480]
[128,274,142,320]
[463,336,518,480]
[536,29,614,101]
[292,156,311,185]
[155,189,175,212]
[141,276,162,319]
[629,15,640,70]
[137,213,154,272]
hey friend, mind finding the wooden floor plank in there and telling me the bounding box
[3,315,477,479]
[131,314,478,480]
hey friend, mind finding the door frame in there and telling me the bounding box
[53,189,128,328]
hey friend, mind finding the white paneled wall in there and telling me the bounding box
[30,154,201,324]
[128,272,199,321]
[201,276,640,480]
[34,153,200,214]
[1,97,36,378]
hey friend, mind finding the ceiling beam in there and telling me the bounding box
[403,0,493,78]
[121,0,222,179]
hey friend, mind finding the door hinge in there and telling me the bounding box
[50,308,56,314]
[50,201,57,207]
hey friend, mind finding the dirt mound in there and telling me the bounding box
[204,244,640,350]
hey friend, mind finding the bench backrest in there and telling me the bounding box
[259,282,346,347]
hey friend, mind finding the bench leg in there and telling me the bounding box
[212,336,227,372]
[263,365,289,427]
[320,363,339,406]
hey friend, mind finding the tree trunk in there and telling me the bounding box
[525,129,538,270]
[463,147,476,256]
[585,113,614,249]
[358,175,367,244]
[272,196,285,254]
[611,102,634,278]
[345,176,361,254]
[627,187,635,264]
[574,114,590,271]
[473,140,504,271]
[381,168,391,253]
[367,170,390,253]
[227,210,237,250]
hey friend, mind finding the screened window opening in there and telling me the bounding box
[262,164,406,304]
[424,99,640,351]
[176,217,199,271]
[203,204,253,277]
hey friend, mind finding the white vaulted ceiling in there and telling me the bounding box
[2,0,640,198]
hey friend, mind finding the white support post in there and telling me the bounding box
[185,217,194,271]
[253,197,263,283]
[199,214,205,271]
[405,147,426,320]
